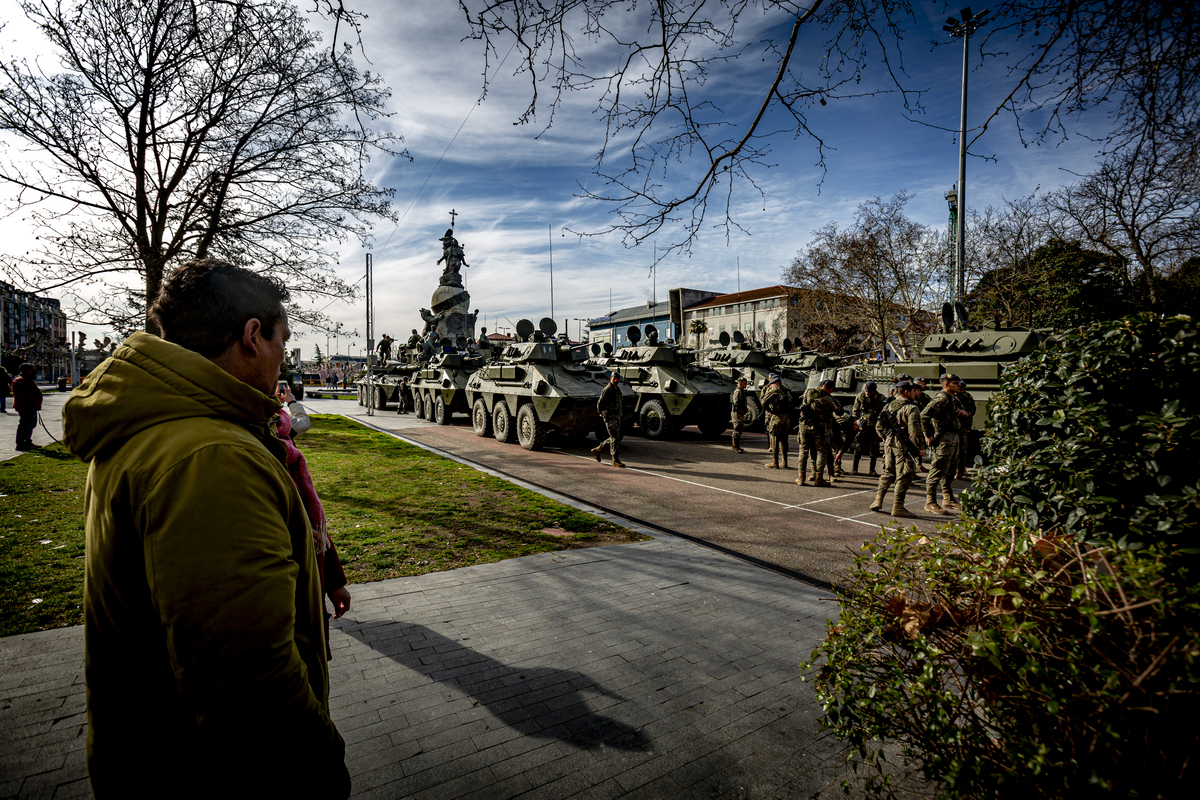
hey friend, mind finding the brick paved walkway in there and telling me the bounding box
[2,533,850,799]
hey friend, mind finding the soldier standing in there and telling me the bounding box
[761,374,791,470]
[591,372,626,468]
[921,373,969,514]
[730,376,749,453]
[955,379,977,480]
[870,380,927,518]
[797,379,839,486]
[851,381,885,476]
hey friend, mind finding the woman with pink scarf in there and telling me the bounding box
[276,385,351,654]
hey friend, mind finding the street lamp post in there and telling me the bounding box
[944,7,989,313]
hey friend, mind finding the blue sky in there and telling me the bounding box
[0,1,1115,360]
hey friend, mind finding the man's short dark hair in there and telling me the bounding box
[150,260,289,357]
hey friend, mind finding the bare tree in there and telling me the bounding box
[967,195,1052,321]
[783,192,941,359]
[1047,140,1200,308]
[459,1,1197,254]
[0,0,403,334]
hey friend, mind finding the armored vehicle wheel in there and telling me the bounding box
[472,399,493,437]
[357,385,365,406]
[434,394,450,425]
[411,391,423,418]
[493,402,516,443]
[743,395,762,427]
[516,404,547,451]
[376,385,390,409]
[698,416,728,437]
[424,393,436,421]
[639,399,672,439]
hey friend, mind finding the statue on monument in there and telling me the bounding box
[437,229,469,286]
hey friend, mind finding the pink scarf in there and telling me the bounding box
[276,410,331,555]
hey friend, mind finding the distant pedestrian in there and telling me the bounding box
[12,363,41,451]
[730,376,749,453]
[0,367,10,413]
[591,372,626,467]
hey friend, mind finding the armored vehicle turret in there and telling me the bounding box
[465,318,634,451]
[405,337,487,424]
[697,332,809,426]
[590,324,737,439]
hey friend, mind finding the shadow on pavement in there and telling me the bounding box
[342,621,652,753]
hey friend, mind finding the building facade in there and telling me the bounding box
[1,280,69,381]
[680,286,800,349]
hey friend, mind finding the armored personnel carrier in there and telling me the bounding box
[464,318,633,451]
[404,337,487,424]
[805,321,1048,428]
[592,324,736,439]
[355,361,420,409]
[698,331,809,426]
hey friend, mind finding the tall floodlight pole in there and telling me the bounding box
[365,252,374,415]
[944,7,989,314]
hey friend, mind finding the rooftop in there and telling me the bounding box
[686,285,791,311]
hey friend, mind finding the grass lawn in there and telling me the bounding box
[0,415,645,637]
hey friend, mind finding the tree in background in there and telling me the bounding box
[784,192,941,359]
[0,0,402,334]
[968,239,1133,329]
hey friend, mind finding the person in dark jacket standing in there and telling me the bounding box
[0,366,11,413]
[12,363,42,451]
[730,376,750,453]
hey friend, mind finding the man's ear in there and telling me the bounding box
[241,318,264,356]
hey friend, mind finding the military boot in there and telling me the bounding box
[891,502,917,519]
[869,490,887,511]
[591,445,604,463]
[782,453,790,470]
[795,469,807,486]
[764,455,779,469]
[813,470,832,488]
[924,490,948,515]
[732,436,745,454]
[942,495,962,512]
[851,454,861,475]
[612,459,627,468]
[868,456,879,477]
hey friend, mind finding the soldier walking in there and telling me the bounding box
[921,373,969,514]
[591,372,626,468]
[851,381,885,476]
[730,376,749,453]
[797,379,839,486]
[870,380,927,518]
[761,374,791,469]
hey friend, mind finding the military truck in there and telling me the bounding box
[405,338,487,425]
[697,331,809,427]
[591,324,736,439]
[464,318,634,451]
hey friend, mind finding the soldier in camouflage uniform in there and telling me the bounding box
[955,379,977,480]
[870,381,926,518]
[921,373,969,514]
[828,395,854,478]
[761,374,791,469]
[851,381,885,476]
[730,376,749,453]
[797,379,840,487]
[590,372,626,468]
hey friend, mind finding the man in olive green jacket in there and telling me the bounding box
[62,261,349,798]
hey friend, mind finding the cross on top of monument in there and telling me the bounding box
[449,208,458,228]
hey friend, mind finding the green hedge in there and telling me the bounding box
[806,314,1200,798]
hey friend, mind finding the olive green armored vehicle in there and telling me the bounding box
[591,324,736,439]
[805,320,1048,428]
[464,318,634,451]
[405,338,487,425]
[355,361,420,409]
[698,331,809,427]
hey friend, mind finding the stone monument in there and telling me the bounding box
[421,227,478,345]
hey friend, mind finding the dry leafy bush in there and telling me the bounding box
[806,315,1200,798]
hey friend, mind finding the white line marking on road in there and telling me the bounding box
[798,490,871,506]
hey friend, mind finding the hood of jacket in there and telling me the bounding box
[63,331,281,463]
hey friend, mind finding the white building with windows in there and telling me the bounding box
[680,286,800,349]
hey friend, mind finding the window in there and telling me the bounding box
[718,325,726,334]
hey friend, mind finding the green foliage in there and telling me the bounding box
[807,313,1200,798]
[968,239,1135,328]
[807,520,1200,799]
[968,314,1199,555]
